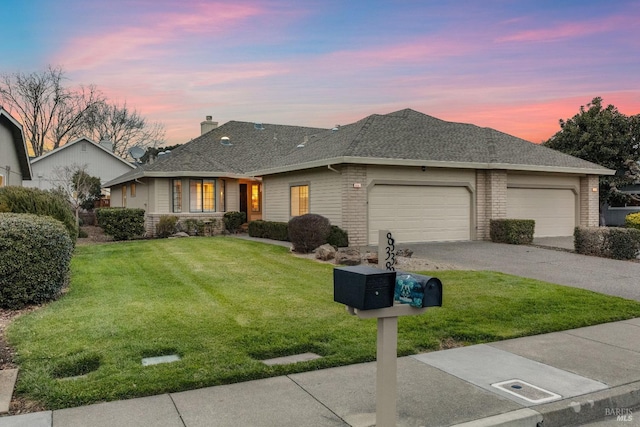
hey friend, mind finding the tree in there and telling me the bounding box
[0,66,104,156]
[543,97,640,220]
[49,163,102,229]
[83,101,165,159]
[140,144,182,164]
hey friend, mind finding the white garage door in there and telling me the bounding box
[507,188,576,237]
[368,185,471,244]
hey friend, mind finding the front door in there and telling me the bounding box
[239,183,248,222]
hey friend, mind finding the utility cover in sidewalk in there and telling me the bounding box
[491,379,561,404]
[261,352,322,366]
[142,354,181,366]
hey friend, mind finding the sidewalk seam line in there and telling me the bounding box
[168,393,187,427]
[286,375,348,425]
[563,330,640,353]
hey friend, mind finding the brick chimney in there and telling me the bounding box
[201,115,218,135]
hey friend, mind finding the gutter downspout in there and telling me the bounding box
[327,165,340,174]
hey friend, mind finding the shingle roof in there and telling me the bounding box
[104,108,612,187]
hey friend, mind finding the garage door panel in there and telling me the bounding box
[368,185,471,244]
[507,188,575,237]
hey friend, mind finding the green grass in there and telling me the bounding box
[7,237,640,409]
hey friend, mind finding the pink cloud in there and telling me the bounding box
[497,15,632,43]
[53,2,269,70]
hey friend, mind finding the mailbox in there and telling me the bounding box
[394,272,442,308]
[334,266,396,310]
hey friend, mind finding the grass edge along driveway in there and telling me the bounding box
[8,237,640,410]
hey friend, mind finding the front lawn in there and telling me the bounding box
[8,237,640,409]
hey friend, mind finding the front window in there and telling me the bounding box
[190,179,216,212]
[172,179,182,213]
[218,180,225,212]
[131,183,136,197]
[290,185,309,216]
[0,174,4,187]
[251,183,261,212]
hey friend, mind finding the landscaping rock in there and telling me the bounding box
[335,248,362,265]
[315,244,336,261]
[396,248,414,258]
[364,252,379,264]
[170,232,190,238]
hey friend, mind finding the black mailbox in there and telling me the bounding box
[395,272,443,308]
[334,266,396,310]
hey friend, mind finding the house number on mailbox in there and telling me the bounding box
[384,232,396,271]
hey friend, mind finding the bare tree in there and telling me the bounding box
[0,66,104,156]
[49,163,101,230]
[84,101,165,158]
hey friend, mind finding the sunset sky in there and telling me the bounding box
[1,0,639,147]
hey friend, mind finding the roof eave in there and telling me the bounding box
[103,170,255,188]
[250,156,615,176]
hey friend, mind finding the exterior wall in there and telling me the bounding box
[111,186,124,207]
[342,165,367,247]
[24,140,134,190]
[226,180,240,212]
[262,167,343,224]
[579,175,600,227]
[0,124,24,186]
[475,170,508,240]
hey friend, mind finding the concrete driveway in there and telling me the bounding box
[402,241,640,302]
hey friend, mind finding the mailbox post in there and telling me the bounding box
[346,304,427,427]
[334,230,442,427]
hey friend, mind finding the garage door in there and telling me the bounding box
[368,185,471,244]
[507,188,576,237]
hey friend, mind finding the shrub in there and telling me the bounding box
[96,208,145,241]
[574,226,606,257]
[605,228,640,260]
[78,228,89,238]
[177,218,205,236]
[156,215,179,238]
[490,219,535,244]
[0,213,73,309]
[625,212,640,231]
[288,214,331,253]
[327,225,349,247]
[574,226,640,260]
[223,211,246,233]
[0,186,77,243]
[248,220,289,241]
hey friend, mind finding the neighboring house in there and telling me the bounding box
[0,107,32,187]
[24,138,136,198]
[603,184,640,226]
[105,109,613,244]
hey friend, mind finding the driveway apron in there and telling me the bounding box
[402,241,640,302]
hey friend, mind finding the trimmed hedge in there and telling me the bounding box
[574,226,640,260]
[96,208,145,241]
[248,220,289,241]
[288,214,331,253]
[327,225,349,247]
[223,211,246,233]
[490,219,535,244]
[0,186,77,242]
[0,213,73,309]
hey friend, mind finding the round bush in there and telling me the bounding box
[156,215,178,238]
[288,214,331,253]
[0,186,77,243]
[625,212,640,231]
[0,213,73,309]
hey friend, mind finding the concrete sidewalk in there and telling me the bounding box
[1,318,639,427]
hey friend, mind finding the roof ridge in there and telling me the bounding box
[344,115,379,155]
